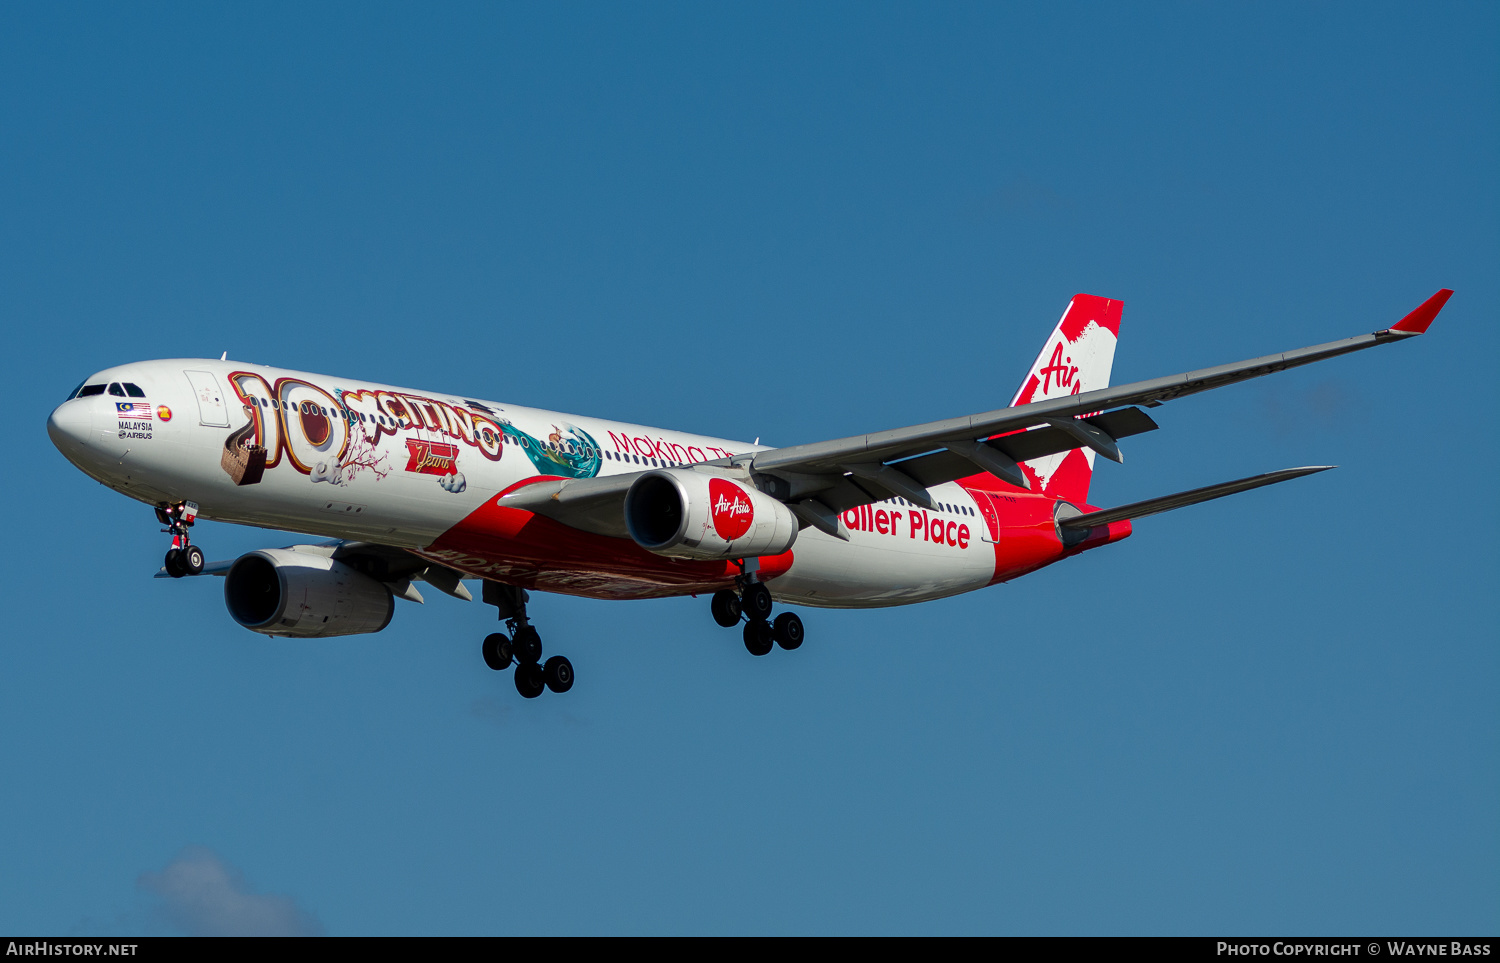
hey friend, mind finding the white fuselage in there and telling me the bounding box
[49,359,1013,607]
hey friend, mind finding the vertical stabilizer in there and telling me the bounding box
[1007,294,1122,503]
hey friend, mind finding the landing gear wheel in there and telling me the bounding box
[772,612,804,650]
[543,655,574,693]
[743,619,774,656]
[742,582,774,622]
[514,662,545,699]
[711,590,742,628]
[164,548,186,579]
[182,545,205,576]
[482,633,513,671]
[513,625,542,664]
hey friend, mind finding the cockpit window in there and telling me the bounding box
[66,381,85,400]
[123,383,146,397]
[77,384,107,397]
[108,383,126,396]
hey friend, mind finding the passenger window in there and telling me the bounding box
[108,383,126,396]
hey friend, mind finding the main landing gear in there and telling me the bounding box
[711,574,804,657]
[158,502,205,578]
[480,582,574,699]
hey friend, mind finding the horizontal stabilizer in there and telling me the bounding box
[1058,466,1335,529]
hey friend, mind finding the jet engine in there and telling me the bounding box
[624,469,798,560]
[224,548,394,638]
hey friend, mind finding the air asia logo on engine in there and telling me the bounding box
[405,439,460,475]
[709,477,754,541]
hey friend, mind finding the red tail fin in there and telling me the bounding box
[1008,294,1122,504]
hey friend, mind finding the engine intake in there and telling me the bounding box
[224,548,395,638]
[624,469,798,560]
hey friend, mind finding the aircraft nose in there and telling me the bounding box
[47,401,94,459]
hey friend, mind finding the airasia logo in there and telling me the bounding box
[709,477,754,540]
[1037,341,1082,396]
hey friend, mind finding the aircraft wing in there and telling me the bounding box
[722,289,1451,522]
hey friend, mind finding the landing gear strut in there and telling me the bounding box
[480,581,574,698]
[158,501,204,578]
[711,566,806,657]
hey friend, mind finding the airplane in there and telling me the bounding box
[46,289,1451,699]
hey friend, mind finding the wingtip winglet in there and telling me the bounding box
[1389,288,1453,335]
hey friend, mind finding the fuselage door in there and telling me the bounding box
[184,370,230,427]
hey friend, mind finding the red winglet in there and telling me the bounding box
[1390,289,1454,334]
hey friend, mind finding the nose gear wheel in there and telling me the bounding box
[158,502,205,579]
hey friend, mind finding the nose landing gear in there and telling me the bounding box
[710,572,806,657]
[158,502,205,578]
[480,581,575,699]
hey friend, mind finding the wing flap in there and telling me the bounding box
[840,407,1159,493]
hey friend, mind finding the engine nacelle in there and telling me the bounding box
[224,548,395,638]
[624,469,798,560]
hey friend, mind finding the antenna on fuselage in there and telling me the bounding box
[220,351,227,360]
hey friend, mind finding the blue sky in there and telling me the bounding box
[2,2,1495,935]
